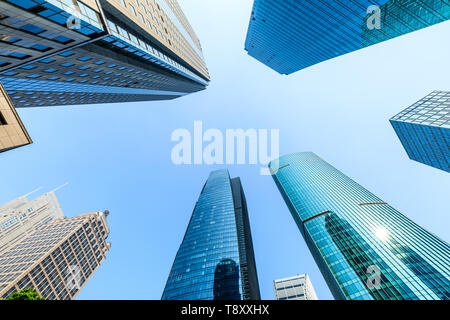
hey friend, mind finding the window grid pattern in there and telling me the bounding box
[0,43,206,107]
[113,0,208,78]
[274,274,318,300]
[0,0,210,107]
[244,0,450,74]
[162,170,253,300]
[390,91,450,172]
[0,192,63,255]
[0,212,110,300]
[269,152,450,300]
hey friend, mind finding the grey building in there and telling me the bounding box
[274,274,318,300]
[0,191,63,255]
[0,0,210,107]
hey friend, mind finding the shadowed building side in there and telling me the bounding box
[0,0,210,107]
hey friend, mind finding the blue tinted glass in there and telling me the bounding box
[245,0,450,74]
[162,170,260,300]
[38,58,55,64]
[31,44,50,51]
[53,35,72,43]
[21,24,45,34]
[58,51,74,57]
[270,152,450,300]
[20,65,36,70]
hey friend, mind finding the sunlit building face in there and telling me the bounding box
[270,152,450,300]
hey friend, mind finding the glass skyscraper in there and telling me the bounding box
[245,0,450,74]
[162,170,260,300]
[390,91,449,172]
[269,152,450,300]
[0,0,210,108]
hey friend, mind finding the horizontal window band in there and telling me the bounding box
[302,210,331,224]
[359,202,388,206]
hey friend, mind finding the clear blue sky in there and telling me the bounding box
[1,0,449,300]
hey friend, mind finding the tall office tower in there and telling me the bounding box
[0,191,64,254]
[273,274,318,300]
[0,80,31,152]
[0,210,111,300]
[162,170,260,300]
[269,152,450,300]
[244,0,450,74]
[0,0,210,108]
[390,91,449,172]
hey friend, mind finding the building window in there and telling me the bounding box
[38,58,55,64]
[21,65,36,70]
[60,62,74,67]
[129,4,136,15]
[2,71,18,76]
[120,0,126,7]
[21,24,45,34]
[53,35,72,44]
[58,51,74,57]
[0,111,7,125]
[31,44,51,52]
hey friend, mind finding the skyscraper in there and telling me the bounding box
[273,274,318,300]
[162,170,260,300]
[0,210,110,300]
[0,0,210,108]
[245,0,450,74]
[0,80,31,152]
[0,191,64,254]
[390,91,449,172]
[269,152,450,300]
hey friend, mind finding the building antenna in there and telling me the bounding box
[49,182,70,193]
[21,186,44,198]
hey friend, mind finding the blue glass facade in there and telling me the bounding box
[0,0,209,107]
[269,152,450,300]
[162,170,260,300]
[390,91,450,172]
[245,0,450,74]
